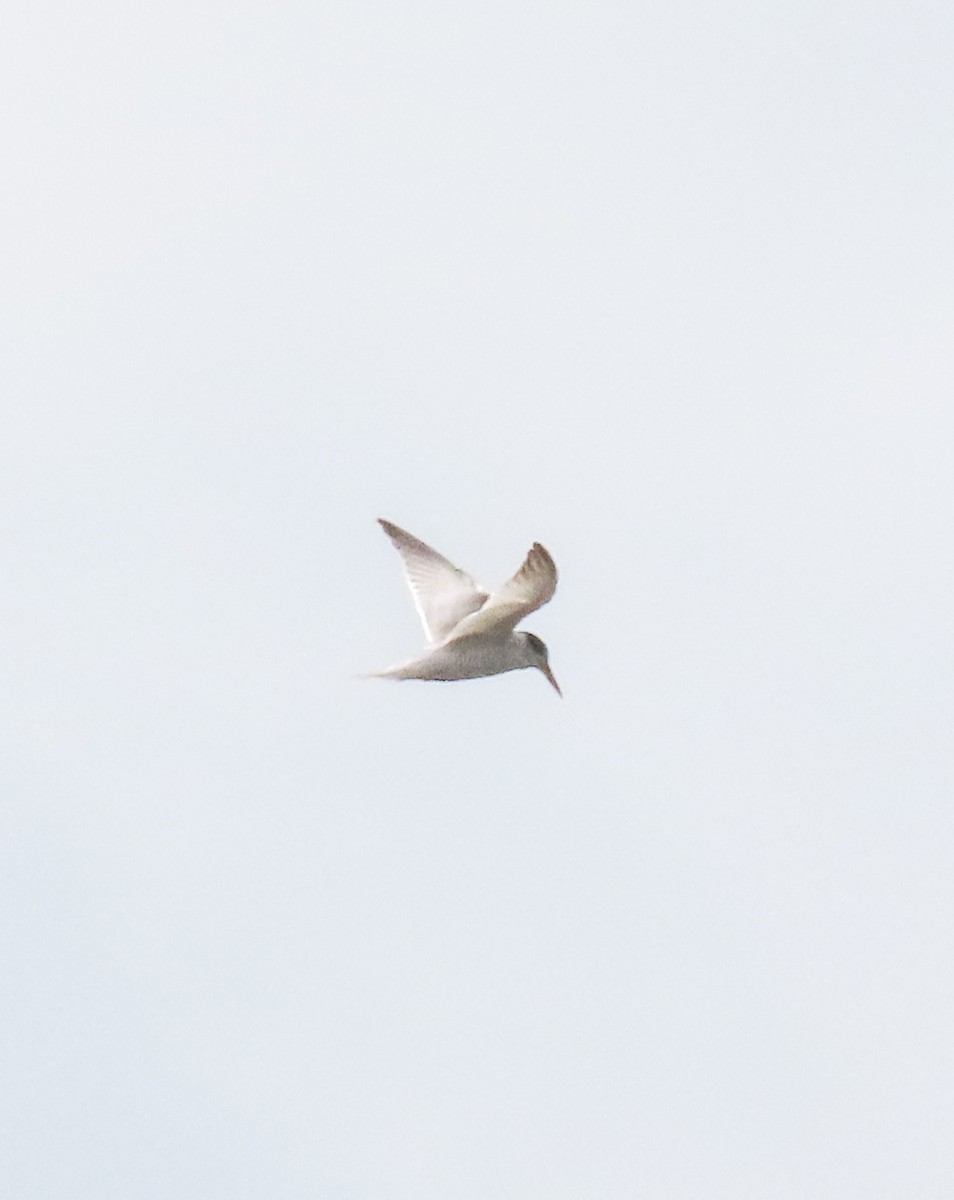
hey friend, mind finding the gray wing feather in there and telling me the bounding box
[379,519,489,643]
[445,542,558,642]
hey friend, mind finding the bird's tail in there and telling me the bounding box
[355,662,411,681]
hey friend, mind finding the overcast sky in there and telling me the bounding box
[3,3,954,1197]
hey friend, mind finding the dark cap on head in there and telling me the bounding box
[524,633,547,656]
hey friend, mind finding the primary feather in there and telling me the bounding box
[377,519,488,643]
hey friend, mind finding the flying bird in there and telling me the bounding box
[372,519,561,695]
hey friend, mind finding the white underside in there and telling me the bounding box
[376,635,523,682]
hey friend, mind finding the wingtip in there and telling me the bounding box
[531,541,556,574]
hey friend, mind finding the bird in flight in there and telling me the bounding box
[372,519,561,695]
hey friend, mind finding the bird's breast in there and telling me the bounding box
[415,637,519,681]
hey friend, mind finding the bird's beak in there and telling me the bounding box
[542,663,562,697]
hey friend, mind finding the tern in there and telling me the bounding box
[372,519,561,695]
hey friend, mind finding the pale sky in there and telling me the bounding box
[3,3,954,1197]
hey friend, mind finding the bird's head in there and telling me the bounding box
[519,632,562,697]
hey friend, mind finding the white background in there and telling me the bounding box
[3,3,953,1196]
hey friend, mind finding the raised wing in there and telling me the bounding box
[379,519,489,643]
[446,542,557,643]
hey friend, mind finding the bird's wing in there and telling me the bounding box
[445,542,557,642]
[379,519,489,643]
